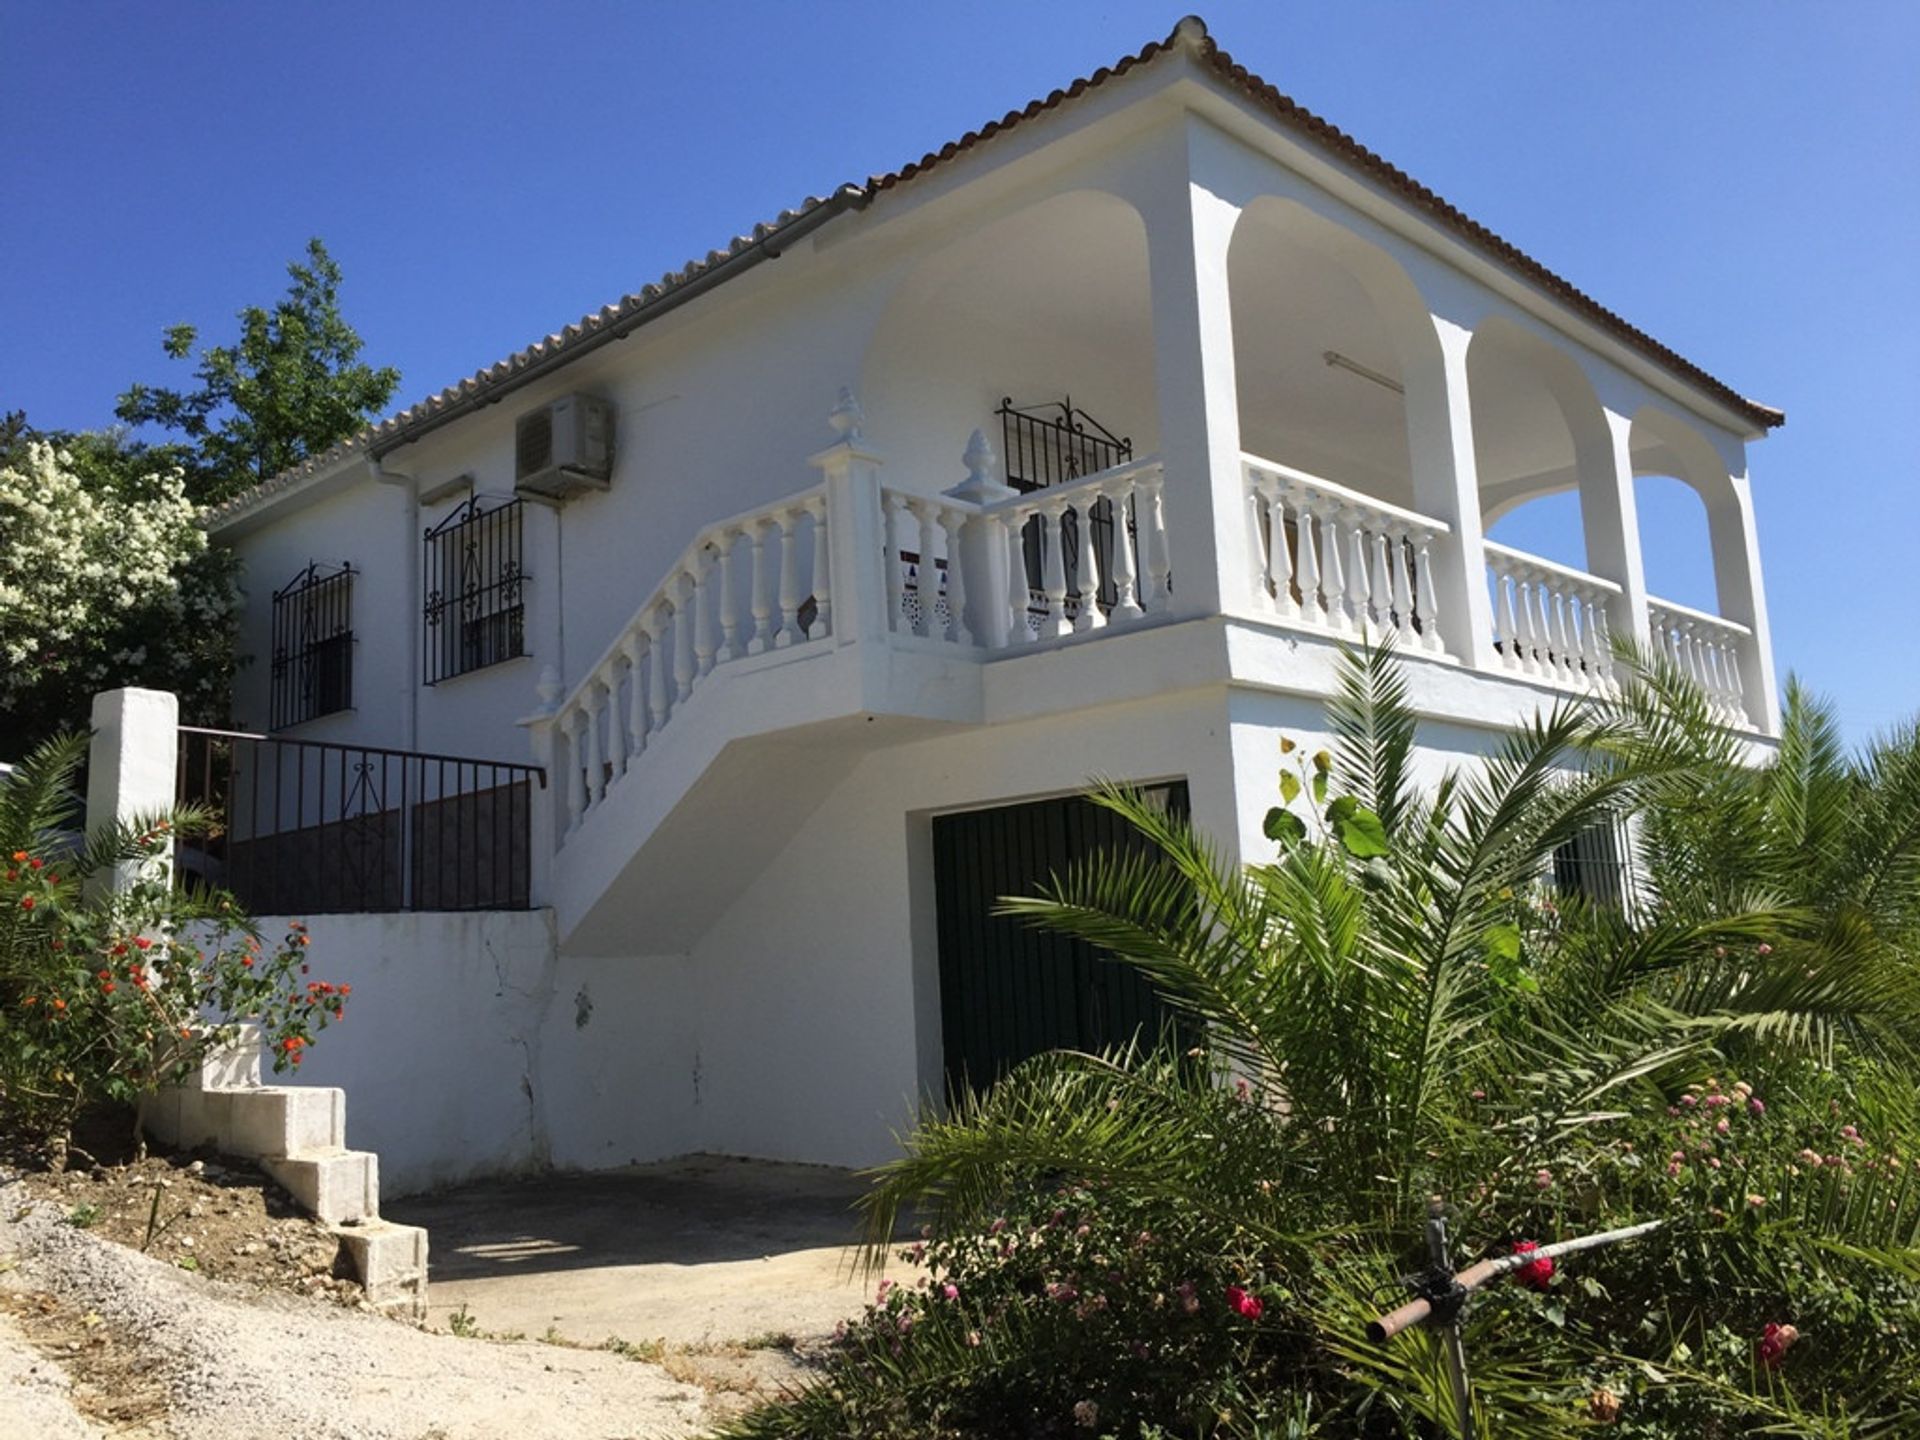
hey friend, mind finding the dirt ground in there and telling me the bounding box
[0,1147,903,1436]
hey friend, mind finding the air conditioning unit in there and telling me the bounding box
[514,394,616,501]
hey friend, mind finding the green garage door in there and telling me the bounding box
[932,783,1188,1095]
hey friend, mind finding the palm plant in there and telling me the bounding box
[723,644,1920,1436]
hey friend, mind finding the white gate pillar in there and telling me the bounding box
[84,686,179,894]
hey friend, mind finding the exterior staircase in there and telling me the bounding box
[144,1025,428,1316]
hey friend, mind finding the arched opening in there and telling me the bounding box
[1468,318,1610,574]
[1227,197,1436,506]
[860,189,1155,492]
[1467,318,1625,683]
[1627,406,1748,621]
[1632,473,1716,614]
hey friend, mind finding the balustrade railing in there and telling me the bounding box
[550,484,829,837]
[1648,598,1752,725]
[1484,542,1621,692]
[1243,455,1449,654]
[973,457,1171,646]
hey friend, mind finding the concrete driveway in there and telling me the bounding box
[388,1154,909,1347]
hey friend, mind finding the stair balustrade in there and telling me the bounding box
[1242,455,1449,654]
[549,485,830,839]
[1484,542,1621,693]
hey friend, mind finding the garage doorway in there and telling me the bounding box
[932,783,1188,1096]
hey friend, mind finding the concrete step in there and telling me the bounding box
[262,1147,380,1225]
[333,1218,429,1317]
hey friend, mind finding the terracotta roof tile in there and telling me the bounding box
[207,16,1777,530]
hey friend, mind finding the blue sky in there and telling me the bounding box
[3,2,1915,740]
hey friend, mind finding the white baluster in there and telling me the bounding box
[1414,534,1443,653]
[1492,564,1519,669]
[585,683,608,805]
[1589,600,1616,691]
[646,606,671,733]
[883,492,909,634]
[1246,482,1272,612]
[808,496,831,638]
[1108,479,1143,622]
[775,508,802,647]
[1294,493,1323,623]
[1002,511,1030,646]
[1320,506,1350,632]
[1724,641,1747,720]
[716,528,741,663]
[747,520,773,655]
[564,707,587,832]
[906,498,936,638]
[1369,529,1393,634]
[1345,512,1372,633]
[671,577,695,701]
[1388,529,1414,643]
[1262,479,1297,621]
[1140,475,1170,610]
[941,507,973,645]
[1576,594,1603,689]
[1073,499,1105,633]
[1514,572,1544,674]
[1039,500,1072,638]
[692,548,717,677]
[623,631,648,761]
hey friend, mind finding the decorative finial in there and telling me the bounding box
[963,428,996,484]
[828,386,864,444]
[535,665,562,713]
[943,427,1016,504]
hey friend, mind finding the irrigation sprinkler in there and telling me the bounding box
[1365,1196,1664,1439]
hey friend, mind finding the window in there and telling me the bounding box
[1552,816,1635,912]
[270,562,355,730]
[423,497,527,684]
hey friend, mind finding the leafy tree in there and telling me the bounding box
[0,435,240,751]
[726,645,1920,1438]
[116,238,399,504]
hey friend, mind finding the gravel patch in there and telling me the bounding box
[0,1309,108,1440]
[1,1177,708,1439]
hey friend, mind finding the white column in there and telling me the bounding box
[1596,408,1653,648]
[1406,317,1499,669]
[1712,469,1779,733]
[85,686,179,894]
[1137,139,1253,620]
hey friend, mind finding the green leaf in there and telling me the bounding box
[1279,771,1300,805]
[1312,749,1332,775]
[1263,808,1307,846]
[1335,804,1389,859]
[1486,924,1522,963]
[1311,771,1329,806]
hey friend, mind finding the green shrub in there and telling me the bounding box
[0,732,350,1155]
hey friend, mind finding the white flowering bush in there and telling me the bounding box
[0,440,239,745]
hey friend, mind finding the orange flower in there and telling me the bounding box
[10,850,25,862]
[22,996,36,1006]
[51,997,66,1011]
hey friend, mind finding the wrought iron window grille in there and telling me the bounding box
[996,396,1138,628]
[423,496,528,685]
[270,562,355,730]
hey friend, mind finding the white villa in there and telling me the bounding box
[172,17,1782,1193]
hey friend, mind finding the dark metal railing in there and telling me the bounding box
[270,562,355,731]
[997,397,1137,617]
[997,396,1131,492]
[175,727,545,915]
